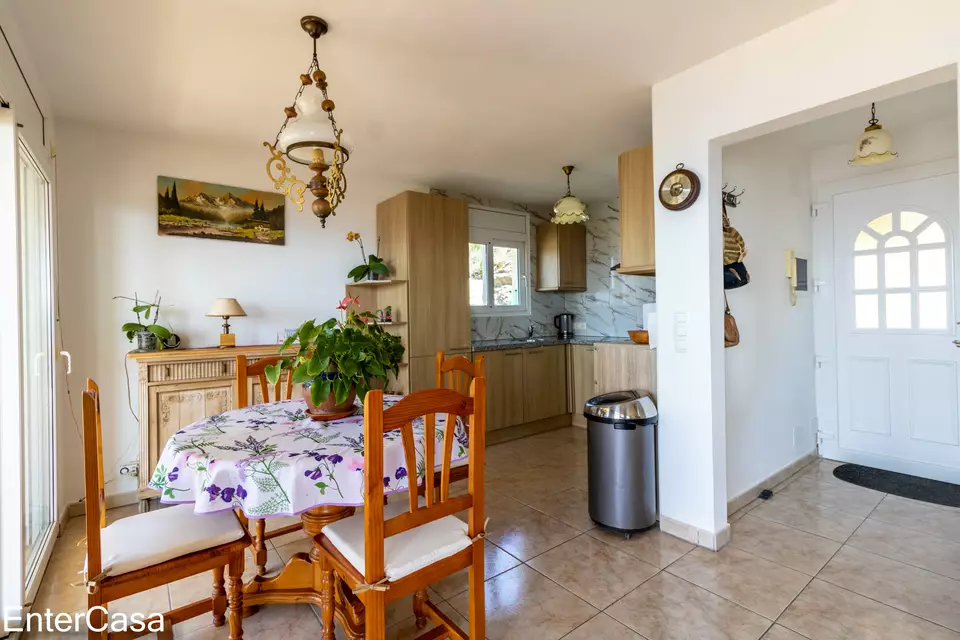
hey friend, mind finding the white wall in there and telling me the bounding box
[54,120,423,505]
[722,135,816,502]
[652,0,960,542]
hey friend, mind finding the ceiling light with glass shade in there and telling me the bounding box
[264,16,350,228]
[849,102,898,166]
[552,165,588,224]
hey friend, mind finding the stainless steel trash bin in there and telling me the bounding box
[585,390,658,534]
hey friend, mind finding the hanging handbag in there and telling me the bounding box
[724,294,740,348]
[722,200,750,290]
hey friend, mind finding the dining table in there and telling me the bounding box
[149,394,469,639]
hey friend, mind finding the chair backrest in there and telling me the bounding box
[82,384,105,580]
[361,383,486,585]
[435,351,485,395]
[236,354,294,408]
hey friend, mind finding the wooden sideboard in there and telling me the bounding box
[127,345,296,509]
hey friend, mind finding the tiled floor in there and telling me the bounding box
[27,427,960,639]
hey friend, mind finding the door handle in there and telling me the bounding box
[954,340,960,348]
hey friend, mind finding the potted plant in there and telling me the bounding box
[116,292,173,352]
[346,231,389,282]
[265,296,405,416]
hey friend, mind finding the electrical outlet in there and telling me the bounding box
[574,321,586,331]
[119,461,139,477]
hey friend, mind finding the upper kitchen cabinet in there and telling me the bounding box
[536,222,586,292]
[618,145,655,276]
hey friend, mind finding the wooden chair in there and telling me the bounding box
[434,351,484,487]
[235,354,301,575]
[82,381,248,639]
[315,384,486,640]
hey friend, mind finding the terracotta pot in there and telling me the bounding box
[303,377,357,415]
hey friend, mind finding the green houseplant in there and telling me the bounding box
[116,292,173,351]
[265,296,405,414]
[346,231,389,282]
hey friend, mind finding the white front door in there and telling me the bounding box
[832,173,960,482]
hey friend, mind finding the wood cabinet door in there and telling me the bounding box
[482,349,524,431]
[522,346,567,422]
[558,224,587,290]
[618,145,655,275]
[570,344,597,427]
[594,344,657,400]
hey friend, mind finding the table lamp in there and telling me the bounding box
[207,298,246,348]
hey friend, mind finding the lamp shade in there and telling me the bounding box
[848,124,898,166]
[552,195,589,224]
[278,93,353,166]
[206,298,246,318]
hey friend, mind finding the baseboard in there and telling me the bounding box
[726,451,818,516]
[660,515,731,551]
[64,490,141,519]
[487,414,572,445]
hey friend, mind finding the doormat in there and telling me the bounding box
[833,463,960,508]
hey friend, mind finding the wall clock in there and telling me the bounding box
[658,163,701,211]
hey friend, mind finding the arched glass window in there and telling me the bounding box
[853,211,949,330]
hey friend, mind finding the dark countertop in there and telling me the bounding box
[471,336,632,352]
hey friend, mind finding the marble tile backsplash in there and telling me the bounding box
[430,190,655,341]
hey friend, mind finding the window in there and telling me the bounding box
[469,207,530,316]
[853,210,950,331]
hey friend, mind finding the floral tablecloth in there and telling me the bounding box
[149,396,468,517]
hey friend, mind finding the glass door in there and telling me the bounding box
[18,139,56,592]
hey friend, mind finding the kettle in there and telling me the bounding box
[554,313,575,339]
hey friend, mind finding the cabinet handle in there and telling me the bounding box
[165,366,171,377]
[505,352,522,357]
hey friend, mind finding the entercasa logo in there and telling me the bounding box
[4,607,165,634]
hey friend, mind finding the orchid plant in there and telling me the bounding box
[346,231,389,282]
[265,296,405,406]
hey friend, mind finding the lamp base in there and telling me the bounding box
[219,333,237,348]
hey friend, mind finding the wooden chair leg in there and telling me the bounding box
[468,544,485,640]
[319,555,336,640]
[365,591,387,640]
[254,519,267,576]
[413,588,429,629]
[212,565,226,627]
[87,594,106,640]
[227,553,244,640]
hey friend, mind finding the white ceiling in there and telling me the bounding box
[9,0,836,203]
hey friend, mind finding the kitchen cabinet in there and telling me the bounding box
[594,343,657,401]
[618,145,655,276]
[409,349,471,392]
[483,349,525,431]
[522,345,568,422]
[536,222,587,291]
[568,344,596,427]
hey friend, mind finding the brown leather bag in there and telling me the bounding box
[724,294,740,348]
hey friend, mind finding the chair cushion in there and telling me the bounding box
[323,498,472,582]
[90,504,246,577]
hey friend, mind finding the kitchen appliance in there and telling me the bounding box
[554,312,575,339]
[585,390,659,534]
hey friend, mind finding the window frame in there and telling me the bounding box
[468,207,531,317]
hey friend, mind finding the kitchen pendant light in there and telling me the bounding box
[552,165,588,224]
[849,102,898,166]
[263,16,350,227]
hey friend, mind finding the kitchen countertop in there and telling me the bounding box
[471,336,635,352]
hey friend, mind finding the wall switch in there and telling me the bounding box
[674,311,688,353]
[574,321,586,331]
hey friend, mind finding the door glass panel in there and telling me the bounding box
[468,242,487,306]
[919,291,948,329]
[855,294,879,329]
[868,212,893,235]
[855,231,878,251]
[854,254,878,290]
[918,222,945,245]
[884,252,911,289]
[918,248,946,287]
[900,211,927,232]
[885,293,912,329]
[885,235,909,248]
[492,244,520,307]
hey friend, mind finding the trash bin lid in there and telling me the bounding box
[584,390,658,424]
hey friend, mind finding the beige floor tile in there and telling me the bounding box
[487,465,576,505]
[760,625,806,640]
[110,585,171,617]
[606,572,771,640]
[587,526,694,569]
[847,517,960,580]
[779,578,960,640]
[384,600,468,640]
[563,613,645,640]
[818,545,960,632]
[274,536,315,563]
[666,546,811,620]
[528,534,659,609]
[777,475,884,517]
[447,565,597,640]
[729,499,763,523]
[484,503,580,561]
[181,602,325,639]
[430,540,520,600]
[749,495,865,543]
[264,514,302,533]
[729,514,841,576]
[869,495,960,543]
[268,526,310,549]
[525,487,595,531]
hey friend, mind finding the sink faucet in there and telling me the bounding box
[528,324,536,338]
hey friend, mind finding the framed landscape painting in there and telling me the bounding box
[157,176,285,245]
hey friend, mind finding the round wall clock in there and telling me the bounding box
[658,163,701,211]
